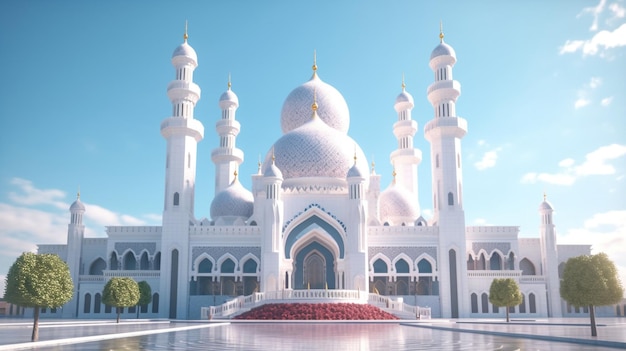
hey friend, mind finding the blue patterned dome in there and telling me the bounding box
[210,177,253,220]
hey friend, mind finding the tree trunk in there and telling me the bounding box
[505,306,510,323]
[31,306,40,342]
[589,304,597,337]
[116,307,121,324]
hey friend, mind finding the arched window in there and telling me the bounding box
[94,293,102,314]
[478,253,487,270]
[417,259,432,273]
[490,252,502,270]
[154,252,161,270]
[221,258,236,273]
[519,294,526,313]
[508,252,515,270]
[243,259,258,274]
[395,259,410,274]
[373,259,388,273]
[529,293,536,313]
[519,258,536,275]
[249,221,257,226]
[123,251,137,270]
[140,252,150,270]
[198,258,213,273]
[467,255,475,271]
[152,293,159,313]
[90,258,106,275]
[448,192,454,206]
[84,293,91,314]
[481,293,489,313]
[492,303,499,314]
[436,154,439,168]
[105,304,112,313]
[471,293,478,313]
[110,252,119,270]
[173,192,180,206]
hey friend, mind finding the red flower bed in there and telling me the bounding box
[234,303,398,320]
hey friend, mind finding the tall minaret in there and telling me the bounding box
[260,152,284,292]
[424,24,469,318]
[159,26,203,319]
[346,153,368,291]
[63,191,85,318]
[390,76,422,196]
[539,194,563,317]
[211,76,244,194]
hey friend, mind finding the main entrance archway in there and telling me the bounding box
[293,241,336,290]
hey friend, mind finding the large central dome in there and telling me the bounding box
[280,73,350,134]
[265,113,367,180]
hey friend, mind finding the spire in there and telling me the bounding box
[402,73,406,91]
[311,86,318,115]
[234,170,238,180]
[353,144,358,165]
[184,20,189,42]
[77,186,80,200]
[543,192,547,202]
[228,72,232,90]
[272,146,276,164]
[257,155,262,174]
[312,50,318,78]
[439,20,444,43]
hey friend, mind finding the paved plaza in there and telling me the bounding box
[0,318,624,350]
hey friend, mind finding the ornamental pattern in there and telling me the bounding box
[192,246,261,264]
[210,181,254,219]
[471,242,511,255]
[282,203,346,233]
[368,246,438,263]
[114,242,156,255]
[379,186,419,222]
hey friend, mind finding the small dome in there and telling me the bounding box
[430,42,456,60]
[210,178,254,220]
[264,114,367,180]
[70,198,85,212]
[264,160,283,179]
[347,162,365,179]
[172,42,198,62]
[280,74,350,134]
[379,183,419,225]
[395,90,414,106]
[219,89,239,108]
[539,200,554,211]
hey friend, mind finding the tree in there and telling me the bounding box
[136,281,152,318]
[489,278,522,323]
[560,253,623,337]
[102,277,140,323]
[4,253,73,342]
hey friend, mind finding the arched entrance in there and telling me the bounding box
[293,241,336,290]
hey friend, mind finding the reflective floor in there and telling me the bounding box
[32,323,620,351]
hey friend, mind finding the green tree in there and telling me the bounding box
[560,253,623,337]
[489,278,523,323]
[102,277,140,323]
[136,281,152,318]
[4,253,73,342]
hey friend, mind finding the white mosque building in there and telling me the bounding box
[37,28,593,320]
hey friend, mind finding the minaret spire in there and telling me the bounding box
[439,20,444,43]
[312,50,318,78]
[184,20,189,42]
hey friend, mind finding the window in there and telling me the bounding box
[198,258,213,273]
[482,293,489,313]
[436,154,439,168]
[519,294,526,313]
[154,252,161,270]
[84,293,91,313]
[110,252,119,270]
[124,251,137,270]
[94,293,102,314]
[173,192,180,206]
[373,259,388,273]
[140,252,150,270]
[489,252,502,270]
[221,258,236,273]
[448,192,454,206]
[152,293,159,313]
[395,259,410,274]
[89,258,106,275]
[471,293,478,313]
[243,259,258,274]
[519,258,536,275]
[105,304,112,313]
[417,259,432,274]
[529,293,536,313]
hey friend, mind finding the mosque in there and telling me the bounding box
[37,27,593,320]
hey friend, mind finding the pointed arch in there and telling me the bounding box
[89,257,106,275]
[139,251,150,270]
[240,253,260,274]
[370,253,391,274]
[154,252,161,270]
[392,253,413,274]
[109,251,119,270]
[123,250,137,270]
[489,251,502,270]
[284,213,345,259]
[217,253,238,274]
[193,253,215,274]
[519,258,536,276]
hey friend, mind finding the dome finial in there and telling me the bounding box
[543,192,547,202]
[184,20,189,42]
[311,86,318,113]
[77,185,81,200]
[353,144,357,164]
[257,154,262,173]
[272,146,276,164]
[392,162,397,184]
[439,20,444,43]
[312,49,318,78]
[228,72,232,90]
[402,73,406,91]
[234,170,238,179]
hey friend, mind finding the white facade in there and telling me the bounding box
[37,29,595,320]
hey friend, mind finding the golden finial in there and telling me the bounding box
[258,154,262,171]
[77,186,80,200]
[272,146,276,163]
[371,161,376,173]
[234,170,238,179]
[439,20,444,43]
[311,86,318,112]
[353,145,357,164]
[543,192,547,202]
[228,73,232,90]
[312,50,318,74]
[402,73,406,91]
[184,20,189,42]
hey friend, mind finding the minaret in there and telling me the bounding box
[390,76,422,196]
[424,24,469,318]
[212,75,244,194]
[63,191,85,318]
[159,25,203,319]
[260,150,284,292]
[539,194,563,317]
[346,152,369,291]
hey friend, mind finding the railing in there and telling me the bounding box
[79,275,106,282]
[520,275,546,283]
[467,270,521,278]
[201,290,431,320]
[102,270,161,278]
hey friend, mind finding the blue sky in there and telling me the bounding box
[1,0,625,297]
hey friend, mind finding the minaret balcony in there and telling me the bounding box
[211,147,244,164]
[160,117,204,141]
[390,148,422,165]
[424,116,467,140]
[427,80,461,104]
[216,119,241,135]
[392,120,418,138]
[167,81,201,103]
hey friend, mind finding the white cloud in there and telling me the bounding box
[589,76,602,89]
[601,96,614,106]
[7,178,68,210]
[521,144,626,185]
[574,98,591,109]
[609,2,625,18]
[473,218,491,226]
[477,140,486,146]
[578,0,607,31]
[559,210,626,295]
[560,23,626,56]
[475,151,499,170]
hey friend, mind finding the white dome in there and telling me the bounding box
[539,200,554,211]
[264,113,367,180]
[430,42,456,60]
[264,160,283,179]
[379,182,419,225]
[280,74,350,134]
[172,42,198,62]
[395,90,414,106]
[70,198,85,212]
[210,178,253,220]
[347,162,365,179]
[219,89,239,108]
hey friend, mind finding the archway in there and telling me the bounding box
[293,242,336,290]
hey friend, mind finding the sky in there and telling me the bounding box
[0,0,625,298]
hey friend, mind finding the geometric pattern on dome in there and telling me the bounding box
[379,183,419,223]
[264,116,367,179]
[210,180,254,219]
[280,74,350,134]
[430,42,456,60]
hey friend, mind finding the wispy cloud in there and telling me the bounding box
[474,142,504,171]
[601,96,614,106]
[521,144,626,185]
[578,0,607,31]
[573,77,603,109]
[560,23,626,56]
[574,98,591,109]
